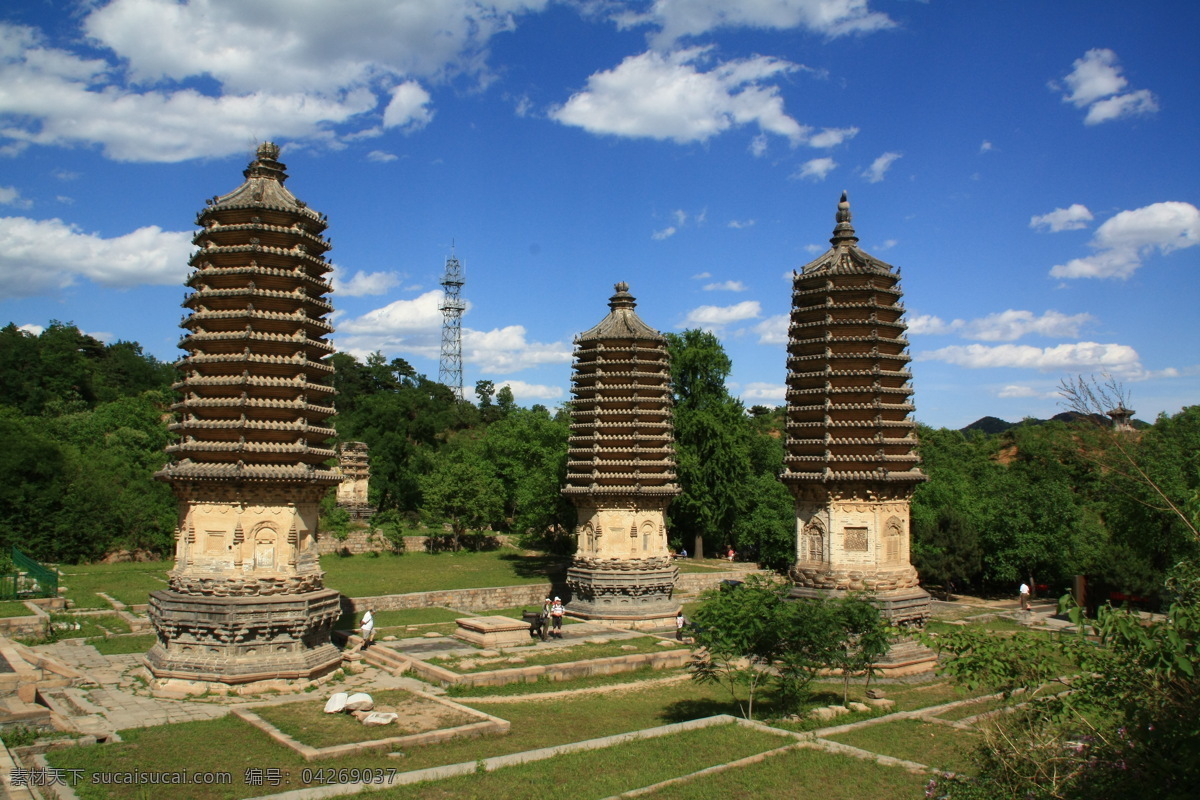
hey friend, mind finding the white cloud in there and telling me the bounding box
[691,271,712,280]
[0,216,191,298]
[17,323,44,336]
[703,280,747,292]
[916,342,1142,374]
[1030,204,1093,232]
[2,2,552,162]
[1050,201,1200,279]
[740,382,787,403]
[803,244,823,255]
[1084,89,1158,125]
[1055,49,1158,126]
[684,300,761,327]
[808,126,859,148]
[861,151,900,183]
[905,314,960,336]
[962,310,1093,342]
[754,314,789,344]
[652,226,678,240]
[331,268,401,297]
[382,81,434,131]
[463,326,573,373]
[979,140,993,153]
[367,150,398,163]
[337,290,446,336]
[673,209,688,226]
[496,379,563,402]
[794,157,837,181]
[0,186,31,208]
[621,0,895,43]
[727,219,755,229]
[749,133,768,157]
[550,47,807,145]
[997,384,1051,399]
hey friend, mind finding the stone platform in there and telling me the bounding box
[454,616,535,648]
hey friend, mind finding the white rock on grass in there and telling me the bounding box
[361,712,398,726]
[344,692,374,712]
[324,692,349,714]
[620,644,638,651]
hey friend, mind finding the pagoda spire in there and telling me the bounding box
[830,190,859,248]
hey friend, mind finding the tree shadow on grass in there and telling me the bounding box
[658,697,743,724]
[498,552,569,582]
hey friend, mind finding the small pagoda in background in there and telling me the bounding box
[146,142,343,689]
[335,441,375,519]
[562,283,681,628]
[781,193,931,629]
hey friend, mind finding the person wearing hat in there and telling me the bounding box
[359,606,375,651]
[550,596,565,638]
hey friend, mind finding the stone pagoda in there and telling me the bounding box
[335,441,374,519]
[563,283,681,627]
[780,193,931,626]
[146,142,343,689]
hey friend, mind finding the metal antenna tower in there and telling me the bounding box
[438,247,465,399]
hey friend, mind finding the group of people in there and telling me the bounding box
[541,596,566,638]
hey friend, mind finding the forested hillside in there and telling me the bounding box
[1,320,1195,607]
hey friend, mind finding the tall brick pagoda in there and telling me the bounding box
[146,142,343,688]
[563,283,681,627]
[780,193,930,626]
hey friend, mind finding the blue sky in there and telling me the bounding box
[1,1,1197,429]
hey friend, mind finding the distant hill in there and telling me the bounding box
[960,411,1150,434]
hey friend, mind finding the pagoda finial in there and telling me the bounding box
[609,281,636,311]
[244,141,287,184]
[830,190,858,247]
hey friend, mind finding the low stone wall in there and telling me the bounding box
[344,569,773,613]
[405,648,692,689]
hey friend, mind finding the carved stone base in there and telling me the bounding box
[566,558,679,623]
[789,585,932,627]
[144,588,343,684]
[789,563,921,593]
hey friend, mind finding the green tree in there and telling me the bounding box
[913,506,983,598]
[418,443,504,551]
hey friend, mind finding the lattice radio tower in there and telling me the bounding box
[438,248,465,399]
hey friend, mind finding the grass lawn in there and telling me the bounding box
[427,636,682,673]
[86,633,158,656]
[643,742,929,800]
[59,562,170,609]
[0,600,35,617]
[320,550,566,597]
[369,722,793,800]
[53,613,131,640]
[252,689,478,749]
[824,717,981,774]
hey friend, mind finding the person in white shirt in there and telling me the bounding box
[359,607,375,650]
[550,597,565,639]
[1019,583,1030,611]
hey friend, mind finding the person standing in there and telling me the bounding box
[359,607,375,651]
[675,609,687,641]
[1019,582,1031,611]
[550,596,565,639]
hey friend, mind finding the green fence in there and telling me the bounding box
[0,547,57,600]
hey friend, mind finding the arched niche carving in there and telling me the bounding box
[883,515,903,563]
[802,518,825,563]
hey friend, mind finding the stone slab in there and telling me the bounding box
[453,616,534,648]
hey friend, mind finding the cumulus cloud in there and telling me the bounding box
[861,151,901,183]
[336,291,570,374]
[0,186,31,208]
[0,216,191,298]
[652,226,678,240]
[367,150,398,163]
[703,280,747,292]
[550,47,807,144]
[794,157,837,181]
[2,2,551,161]
[1054,49,1158,126]
[496,379,564,402]
[382,81,434,130]
[907,310,1092,341]
[1030,204,1093,232]
[683,300,761,327]
[807,126,859,148]
[916,342,1142,374]
[754,314,789,344]
[17,323,45,336]
[740,382,787,403]
[331,268,401,297]
[1050,201,1200,279]
[619,0,895,43]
